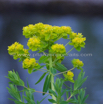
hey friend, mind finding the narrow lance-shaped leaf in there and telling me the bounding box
[48,99,57,103]
[43,74,51,95]
[35,72,47,85]
[54,62,67,72]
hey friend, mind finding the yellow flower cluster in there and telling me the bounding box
[22,23,73,52]
[23,58,36,69]
[8,42,29,60]
[72,59,84,69]
[51,44,66,54]
[50,44,66,59]
[63,70,74,83]
[23,23,72,41]
[27,36,41,51]
[67,70,74,77]
[8,42,24,55]
[22,58,39,74]
[23,24,35,38]
[69,33,86,51]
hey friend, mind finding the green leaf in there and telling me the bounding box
[38,56,49,64]
[50,67,57,74]
[75,47,81,52]
[43,74,51,95]
[8,98,25,104]
[28,68,33,74]
[37,101,40,104]
[14,101,25,104]
[66,90,69,100]
[33,65,46,72]
[83,94,89,103]
[32,69,38,72]
[67,98,78,103]
[6,70,24,86]
[74,71,87,90]
[39,95,49,103]
[48,99,56,103]
[7,84,21,101]
[54,62,67,72]
[26,78,30,88]
[35,72,47,85]
[71,89,79,96]
[24,89,35,104]
[49,89,57,98]
[60,101,68,104]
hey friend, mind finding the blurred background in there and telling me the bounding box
[0,0,103,104]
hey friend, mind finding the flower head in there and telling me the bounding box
[23,24,35,38]
[51,44,66,54]
[69,33,86,51]
[72,59,84,69]
[63,70,74,83]
[27,36,41,51]
[8,42,30,60]
[8,42,24,55]
[22,58,39,74]
[22,58,36,69]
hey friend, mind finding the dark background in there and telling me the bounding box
[0,0,103,104]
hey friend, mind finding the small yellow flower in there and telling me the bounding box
[22,58,36,69]
[51,44,66,54]
[63,70,74,83]
[23,24,35,38]
[72,59,84,69]
[67,71,74,77]
[27,36,41,51]
[8,42,24,55]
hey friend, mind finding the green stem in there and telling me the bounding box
[65,41,70,47]
[66,47,74,54]
[49,55,56,103]
[54,67,75,76]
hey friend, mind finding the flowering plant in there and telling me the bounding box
[7,23,88,104]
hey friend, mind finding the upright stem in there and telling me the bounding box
[49,55,56,103]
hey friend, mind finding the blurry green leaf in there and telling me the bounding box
[28,68,33,74]
[7,84,21,101]
[39,95,49,103]
[33,65,46,72]
[49,89,57,98]
[6,70,24,86]
[74,71,87,90]
[75,47,81,52]
[35,72,47,85]
[39,56,49,64]
[60,101,69,104]
[54,62,67,72]
[24,89,35,104]
[77,89,88,104]
[37,101,40,104]
[50,67,57,74]
[43,74,51,95]
[48,99,56,103]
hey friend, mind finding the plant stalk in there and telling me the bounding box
[49,55,56,103]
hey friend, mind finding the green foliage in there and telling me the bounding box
[74,71,87,90]
[35,72,47,85]
[38,56,49,64]
[6,70,24,86]
[43,74,51,95]
[7,84,21,101]
[54,62,67,72]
